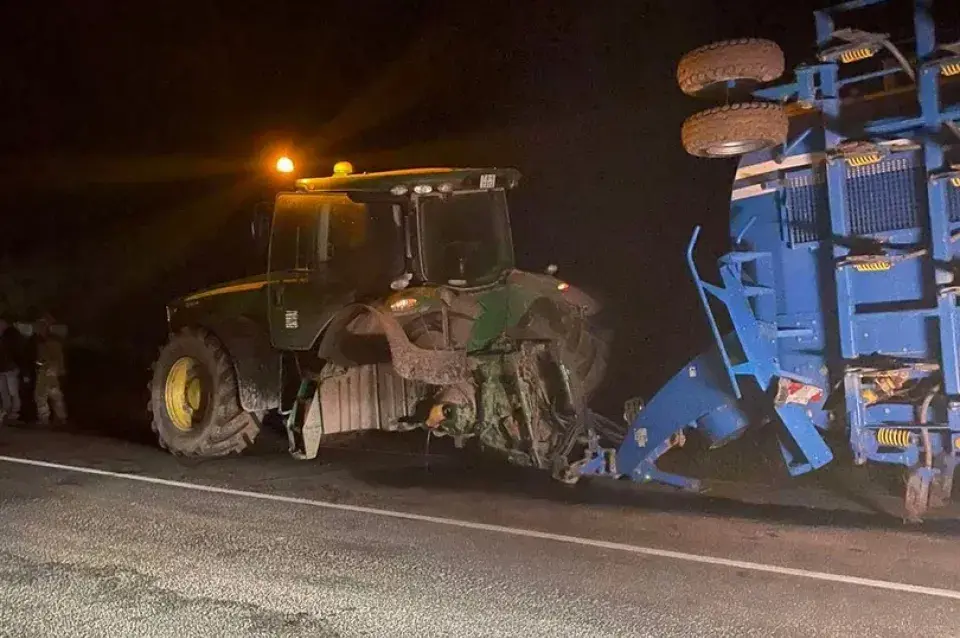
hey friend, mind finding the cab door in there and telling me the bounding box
[267,193,358,350]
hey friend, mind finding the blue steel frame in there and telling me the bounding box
[817,0,960,496]
[582,0,960,514]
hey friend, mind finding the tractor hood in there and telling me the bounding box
[466,270,600,352]
[385,269,600,353]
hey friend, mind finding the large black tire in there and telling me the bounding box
[677,38,785,97]
[149,327,259,456]
[681,102,788,158]
[522,299,609,402]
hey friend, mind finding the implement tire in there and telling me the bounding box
[681,102,788,158]
[150,327,259,457]
[677,38,785,97]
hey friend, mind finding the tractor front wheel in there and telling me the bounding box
[149,327,260,456]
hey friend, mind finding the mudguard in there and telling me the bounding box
[317,303,469,386]
[205,317,282,413]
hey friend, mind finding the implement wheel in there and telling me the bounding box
[150,327,259,456]
[681,102,788,158]
[677,38,785,97]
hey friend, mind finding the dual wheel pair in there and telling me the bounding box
[677,38,790,158]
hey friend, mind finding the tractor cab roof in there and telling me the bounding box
[294,166,521,195]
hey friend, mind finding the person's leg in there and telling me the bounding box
[34,373,49,425]
[0,372,11,423]
[8,370,21,421]
[49,376,67,422]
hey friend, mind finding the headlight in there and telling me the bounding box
[389,297,419,313]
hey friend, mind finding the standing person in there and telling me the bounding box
[34,314,67,425]
[0,317,20,424]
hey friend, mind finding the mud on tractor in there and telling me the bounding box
[149,164,609,479]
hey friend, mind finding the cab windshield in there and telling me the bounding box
[417,189,514,286]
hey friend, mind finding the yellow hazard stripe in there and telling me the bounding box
[839,47,876,64]
[184,281,267,302]
[184,277,306,302]
[854,261,892,272]
[845,153,883,167]
[942,62,960,77]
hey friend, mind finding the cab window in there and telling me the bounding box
[270,194,325,272]
[327,199,369,260]
[270,194,402,287]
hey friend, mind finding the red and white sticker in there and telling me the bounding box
[774,378,823,406]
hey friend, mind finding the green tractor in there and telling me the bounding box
[149,163,609,478]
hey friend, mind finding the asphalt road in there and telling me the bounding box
[0,426,958,637]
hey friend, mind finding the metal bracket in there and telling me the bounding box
[286,380,323,460]
[818,29,890,64]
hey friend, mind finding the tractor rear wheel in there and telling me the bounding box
[149,327,260,456]
[681,102,788,158]
[677,38,785,97]
[522,299,609,402]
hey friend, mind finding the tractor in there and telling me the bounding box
[149,162,609,479]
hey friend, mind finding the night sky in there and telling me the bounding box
[1,0,957,412]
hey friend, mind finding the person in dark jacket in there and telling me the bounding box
[0,317,21,423]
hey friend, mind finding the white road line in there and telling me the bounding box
[2,454,959,602]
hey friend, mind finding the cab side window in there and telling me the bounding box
[327,199,369,260]
[270,194,331,272]
[270,194,375,274]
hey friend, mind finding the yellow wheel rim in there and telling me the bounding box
[164,357,205,431]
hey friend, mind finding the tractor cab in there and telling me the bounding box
[272,163,520,291]
[262,163,523,350]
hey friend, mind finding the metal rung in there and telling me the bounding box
[719,251,771,265]
[854,307,939,321]
[777,328,814,339]
[743,285,774,297]
[731,362,756,376]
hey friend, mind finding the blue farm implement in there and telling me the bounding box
[579,0,960,521]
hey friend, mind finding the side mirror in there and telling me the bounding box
[251,202,273,248]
